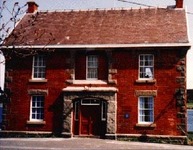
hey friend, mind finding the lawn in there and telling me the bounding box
[188,132,193,145]
[187,103,193,109]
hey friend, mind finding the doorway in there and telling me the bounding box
[73,99,107,137]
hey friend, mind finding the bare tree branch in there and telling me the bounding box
[0,1,55,63]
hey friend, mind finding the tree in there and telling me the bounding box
[0,0,55,61]
[0,0,55,103]
[0,1,27,44]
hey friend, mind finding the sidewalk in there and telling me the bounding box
[0,138,193,149]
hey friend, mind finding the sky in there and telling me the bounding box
[0,0,193,89]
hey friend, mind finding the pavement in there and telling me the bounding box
[0,138,193,150]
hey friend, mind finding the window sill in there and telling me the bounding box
[66,80,107,85]
[135,79,156,84]
[135,123,156,128]
[26,120,46,125]
[29,79,48,83]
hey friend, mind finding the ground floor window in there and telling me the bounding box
[138,96,154,124]
[30,95,45,121]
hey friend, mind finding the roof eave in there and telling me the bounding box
[1,43,191,49]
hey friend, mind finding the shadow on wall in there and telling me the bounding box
[134,95,181,136]
[49,93,64,136]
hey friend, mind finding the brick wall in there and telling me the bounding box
[114,48,187,136]
[4,50,70,133]
[3,47,188,136]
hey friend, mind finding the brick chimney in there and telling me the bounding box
[27,1,39,13]
[175,0,183,8]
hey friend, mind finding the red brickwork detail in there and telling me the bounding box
[4,48,187,136]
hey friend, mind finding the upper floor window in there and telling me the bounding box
[32,55,46,79]
[75,51,108,81]
[30,95,44,121]
[138,96,154,124]
[139,54,154,80]
[87,55,98,80]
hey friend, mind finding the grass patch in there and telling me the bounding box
[188,132,193,145]
[187,103,193,109]
[188,132,193,138]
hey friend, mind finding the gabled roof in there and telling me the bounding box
[4,8,189,47]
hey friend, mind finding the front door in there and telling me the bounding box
[80,105,101,135]
[73,99,107,136]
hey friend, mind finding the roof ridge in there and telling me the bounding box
[37,6,178,13]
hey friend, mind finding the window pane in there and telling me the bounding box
[31,96,44,120]
[87,55,98,79]
[139,97,154,123]
[140,99,144,109]
[139,54,154,79]
[140,110,144,116]
[33,55,46,79]
[36,114,40,119]
[32,114,35,119]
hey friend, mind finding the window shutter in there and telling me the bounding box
[75,52,86,80]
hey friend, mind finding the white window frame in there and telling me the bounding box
[81,99,100,105]
[30,95,45,122]
[32,55,46,80]
[139,54,154,80]
[138,96,154,124]
[86,55,98,80]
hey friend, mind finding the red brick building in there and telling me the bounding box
[1,0,191,142]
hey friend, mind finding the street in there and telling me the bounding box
[0,138,193,150]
